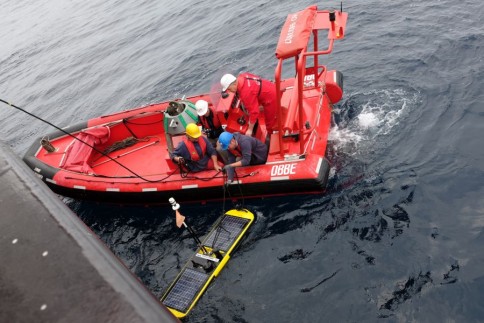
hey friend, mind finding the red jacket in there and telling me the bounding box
[236,72,277,131]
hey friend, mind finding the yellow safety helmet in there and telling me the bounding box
[185,123,201,138]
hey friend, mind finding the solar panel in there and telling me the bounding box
[204,215,249,251]
[162,268,209,312]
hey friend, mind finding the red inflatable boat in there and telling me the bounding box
[23,5,348,204]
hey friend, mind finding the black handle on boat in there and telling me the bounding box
[0,98,159,183]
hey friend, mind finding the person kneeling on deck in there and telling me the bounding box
[195,99,224,144]
[196,99,229,164]
[218,131,268,183]
[170,123,222,173]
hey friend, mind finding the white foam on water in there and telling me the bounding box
[358,112,380,128]
[329,88,419,154]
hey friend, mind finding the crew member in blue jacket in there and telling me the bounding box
[218,131,268,182]
[170,123,222,172]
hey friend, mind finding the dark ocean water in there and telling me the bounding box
[2,0,484,322]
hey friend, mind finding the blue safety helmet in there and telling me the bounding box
[218,132,234,150]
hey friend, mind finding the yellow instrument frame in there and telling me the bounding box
[161,208,255,318]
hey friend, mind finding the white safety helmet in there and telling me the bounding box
[220,74,237,91]
[195,99,209,116]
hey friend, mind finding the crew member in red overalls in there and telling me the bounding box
[221,73,277,136]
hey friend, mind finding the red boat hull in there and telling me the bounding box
[22,5,347,205]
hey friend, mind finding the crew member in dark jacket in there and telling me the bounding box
[195,99,224,143]
[196,99,228,164]
[218,131,268,182]
[170,123,222,173]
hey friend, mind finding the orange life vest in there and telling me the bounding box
[183,137,207,161]
[199,107,222,130]
[228,145,242,157]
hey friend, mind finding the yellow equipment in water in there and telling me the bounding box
[160,199,255,318]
